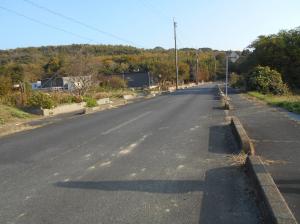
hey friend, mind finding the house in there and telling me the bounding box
[118,72,154,88]
[40,75,92,91]
[31,81,41,89]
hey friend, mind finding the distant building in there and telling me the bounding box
[40,76,92,91]
[118,72,154,88]
[31,81,41,89]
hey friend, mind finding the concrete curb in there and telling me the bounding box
[216,84,232,110]
[230,116,255,155]
[216,84,297,223]
[228,115,297,223]
[246,156,298,224]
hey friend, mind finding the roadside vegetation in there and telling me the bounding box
[0,104,33,125]
[230,27,300,113]
[0,45,225,125]
[248,92,300,114]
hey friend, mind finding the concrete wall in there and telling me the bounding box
[43,102,86,116]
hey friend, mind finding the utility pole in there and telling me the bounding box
[196,56,199,84]
[225,55,229,97]
[173,19,179,90]
[214,54,217,81]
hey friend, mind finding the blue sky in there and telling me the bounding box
[0,0,299,50]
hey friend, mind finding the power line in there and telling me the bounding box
[138,0,171,21]
[22,0,142,47]
[0,6,97,43]
[137,0,188,49]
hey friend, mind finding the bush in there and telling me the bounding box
[84,97,98,108]
[100,76,127,89]
[229,73,245,88]
[246,66,288,95]
[0,76,12,97]
[50,92,83,105]
[28,92,55,109]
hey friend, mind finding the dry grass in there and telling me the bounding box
[0,104,35,125]
[229,153,248,166]
[248,91,300,114]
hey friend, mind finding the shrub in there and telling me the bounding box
[84,97,98,108]
[0,76,12,97]
[100,76,127,89]
[50,92,83,105]
[28,92,55,109]
[246,66,288,95]
[229,73,245,88]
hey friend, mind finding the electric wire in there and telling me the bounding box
[0,6,96,43]
[22,0,142,47]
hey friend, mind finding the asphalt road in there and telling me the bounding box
[0,84,261,224]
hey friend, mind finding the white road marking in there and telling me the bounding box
[190,125,200,131]
[53,172,59,176]
[100,161,112,167]
[101,111,152,135]
[176,154,186,160]
[158,126,169,130]
[87,166,95,171]
[177,165,185,170]
[16,213,26,219]
[118,134,149,156]
[84,153,92,159]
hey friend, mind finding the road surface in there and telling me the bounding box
[0,84,261,224]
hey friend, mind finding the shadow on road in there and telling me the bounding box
[55,180,203,193]
[54,166,259,223]
[208,124,240,154]
[170,87,215,96]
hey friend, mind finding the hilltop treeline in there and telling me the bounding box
[0,44,228,85]
[233,28,300,90]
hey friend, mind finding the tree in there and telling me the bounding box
[0,75,12,97]
[43,56,63,77]
[247,66,288,95]
[3,64,25,84]
[241,28,300,89]
[66,54,96,96]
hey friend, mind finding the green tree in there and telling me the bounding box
[43,56,63,77]
[241,28,300,89]
[247,66,288,95]
[0,75,12,96]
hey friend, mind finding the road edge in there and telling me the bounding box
[231,115,297,223]
[245,155,297,224]
[230,116,255,155]
[215,85,297,223]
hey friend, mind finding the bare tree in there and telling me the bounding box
[66,51,97,96]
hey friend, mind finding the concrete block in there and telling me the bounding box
[246,155,297,224]
[97,98,110,105]
[123,95,135,100]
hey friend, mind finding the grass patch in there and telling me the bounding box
[0,104,33,125]
[84,97,98,108]
[248,91,300,114]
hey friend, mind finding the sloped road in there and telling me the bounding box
[0,84,261,224]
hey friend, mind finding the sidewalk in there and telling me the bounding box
[228,89,300,222]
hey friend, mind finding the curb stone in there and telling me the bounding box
[230,116,255,155]
[216,84,232,110]
[215,85,297,223]
[246,156,297,224]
